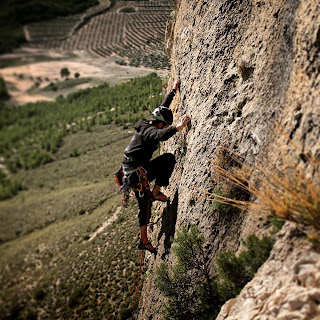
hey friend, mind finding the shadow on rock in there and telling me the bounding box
[158,190,179,259]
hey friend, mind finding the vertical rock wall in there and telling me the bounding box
[138,0,319,319]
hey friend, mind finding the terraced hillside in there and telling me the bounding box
[24,0,174,69]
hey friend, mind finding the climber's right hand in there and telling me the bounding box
[176,115,191,131]
[173,79,180,91]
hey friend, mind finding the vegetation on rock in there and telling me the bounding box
[206,141,320,233]
[155,226,274,320]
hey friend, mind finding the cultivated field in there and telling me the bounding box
[0,48,167,105]
[24,0,173,69]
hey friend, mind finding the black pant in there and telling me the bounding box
[134,153,175,227]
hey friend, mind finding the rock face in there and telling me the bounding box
[138,0,320,319]
[217,223,320,320]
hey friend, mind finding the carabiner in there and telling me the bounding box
[138,189,144,198]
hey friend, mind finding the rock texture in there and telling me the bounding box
[217,223,320,320]
[138,0,320,319]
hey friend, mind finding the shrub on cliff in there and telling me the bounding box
[155,226,274,320]
[205,135,320,236]
[216,234,274,302]
[155,226,220,320]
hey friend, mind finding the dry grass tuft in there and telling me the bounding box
[191,123,320,231]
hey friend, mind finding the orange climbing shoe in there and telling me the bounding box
[138,240,157,254]
[151,191,168,202]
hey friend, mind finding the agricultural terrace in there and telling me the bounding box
[0,0,99,53]
[24,0,174,69]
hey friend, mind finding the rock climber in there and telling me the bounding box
[122,79,191,254]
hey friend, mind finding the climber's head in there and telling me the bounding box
[152,106,173,128]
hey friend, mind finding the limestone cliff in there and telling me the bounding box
[138,1,320,319]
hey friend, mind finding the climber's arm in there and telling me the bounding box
[160,79,180,109]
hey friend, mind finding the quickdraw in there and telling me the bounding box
[136,166,150,195]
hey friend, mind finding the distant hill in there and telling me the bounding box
[0,0,174,70]
[0,0,98,53]
[23,0,174,69]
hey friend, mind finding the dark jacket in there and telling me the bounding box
[123,90,177,167]
[124,120,177,166]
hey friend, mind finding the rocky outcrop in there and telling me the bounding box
[138,0,320,319]
[217,223,320,320]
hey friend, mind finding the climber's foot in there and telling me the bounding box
[151,191,168,202]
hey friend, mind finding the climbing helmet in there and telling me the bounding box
[152,106,173,125]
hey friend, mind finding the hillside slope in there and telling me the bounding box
[138,0,320,319]
[0,74,164,319]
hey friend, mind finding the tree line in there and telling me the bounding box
[0,72,164,199]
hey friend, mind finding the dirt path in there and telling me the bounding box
[0,48,168,105]
[88,206,121,241]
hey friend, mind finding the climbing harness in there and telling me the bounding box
[126,166,150,197]
[114,166,150,207]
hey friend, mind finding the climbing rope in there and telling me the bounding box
[132,189,151,320]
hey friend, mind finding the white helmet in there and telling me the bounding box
[152,106,173,125]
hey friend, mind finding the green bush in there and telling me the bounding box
[155,226,220,320]
[34,288,46,301]
[68,287,85,308]
[60,68,70,79]
[19,148,53,170]
[119,307,132,320]
[70,147,79,157]
[216,234,274,301]
[270,217,286,234]
[155,226,274,320]
[119,7,135,13]
[210,183,231,213]
[115,214,125,225]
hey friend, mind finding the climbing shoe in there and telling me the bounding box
[138,240,157,254]
[151,191,168,202]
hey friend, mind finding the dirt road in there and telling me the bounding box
[0,47,168,105]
